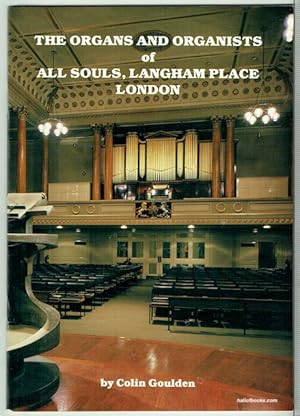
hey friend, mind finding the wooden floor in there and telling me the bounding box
[35,333,293,412]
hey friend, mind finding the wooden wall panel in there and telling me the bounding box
[237,177,289,198]
[48,182,90,201]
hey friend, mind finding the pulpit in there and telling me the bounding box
[7,193,60,409]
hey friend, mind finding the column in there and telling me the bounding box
[16,107,28,193]
[104,124,113,200]
[225,116,235,197]
[42,135,49,196]
[91,124,101,200]
[211,117,222,198]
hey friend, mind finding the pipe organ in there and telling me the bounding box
[199,142,212,180]
[176,140,184,178]
[184,130,198,179]
[112,129,228,185]
[139,142,146,180]
[113,146,125,183]
[125,132,139,181]
[11,103,240,200]
[146,138,176,181]
[21,115,235,201]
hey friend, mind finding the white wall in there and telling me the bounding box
[47,230,91,264]
[206,231,234,267]
[43,227,292,274]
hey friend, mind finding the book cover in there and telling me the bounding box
[5,1,296,415]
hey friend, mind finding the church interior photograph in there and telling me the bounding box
[7,4,294,412]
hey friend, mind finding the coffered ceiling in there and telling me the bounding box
[8,5,293,129]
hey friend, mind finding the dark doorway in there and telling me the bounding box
[258,242,276,268]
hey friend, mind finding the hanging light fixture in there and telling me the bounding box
[283,13,294,43]
[38,51,68,137]
[244,27,280,126]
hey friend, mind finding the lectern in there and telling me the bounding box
[7,193,60,409]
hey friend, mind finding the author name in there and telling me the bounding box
[100,377,196,389]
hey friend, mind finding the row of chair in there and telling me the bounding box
[152,285,291,300]
[167,296,292,334]
[32,264,142,318]
[162,267,291,287]
[150,267,292,331]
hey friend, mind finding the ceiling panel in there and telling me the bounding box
[9,7,57,34]
[48,6,235,32]
[8,5,293,125]
[244,6,288,42]
[236,49,278,68]
[25,42,81,68]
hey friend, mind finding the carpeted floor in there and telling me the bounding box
[60,279,292,357]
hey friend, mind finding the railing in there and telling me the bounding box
[32,198,293,226]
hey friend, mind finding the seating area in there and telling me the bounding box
[32,263,142,318]
[149,267,292,333]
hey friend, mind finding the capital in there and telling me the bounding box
[16,106,28,120]
[211,116,221,128]
[91,123,102,134]
[104,123,114,135]
[226,115,235,127]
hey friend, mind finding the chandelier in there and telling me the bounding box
[244,27,280,126]
[38,119,68,137]
[283,13,294,43]
[244,104,280,125]
[38,51,68,137]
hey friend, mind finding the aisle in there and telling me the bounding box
[59,279,292,357]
